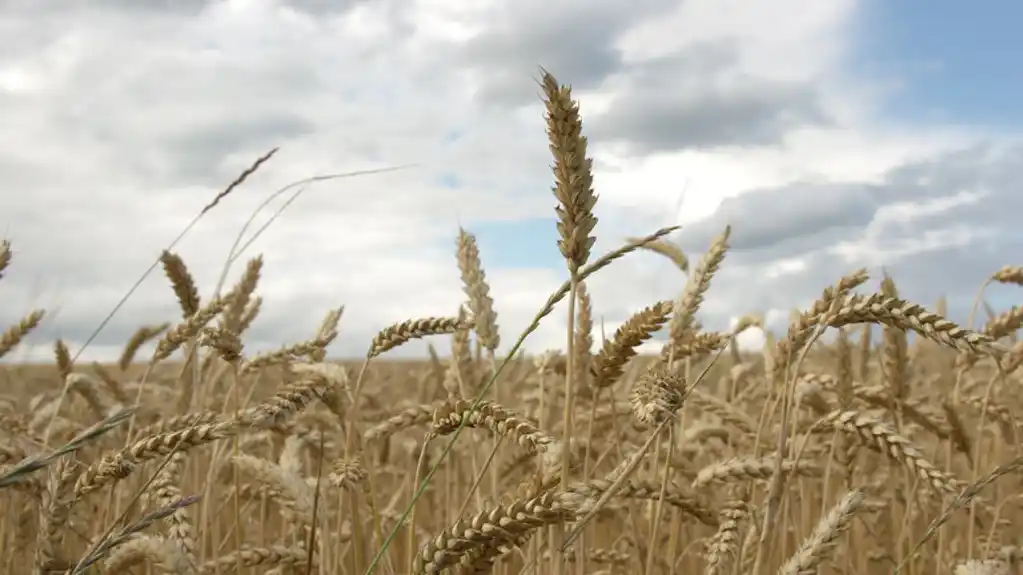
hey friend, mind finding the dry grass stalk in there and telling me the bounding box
[160,250,202,318]
[592,300,672,389]
[369,316,471,359]
[665,226,731,356]
[0,309,45,359]
[704,499,753,575]
[118,323,171,370]
[630,236,689,272]
[778,489,866,575]
[457,227,501,353]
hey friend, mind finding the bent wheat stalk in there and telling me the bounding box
[364,225,679,574]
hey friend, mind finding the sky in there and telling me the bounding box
[0,0,1021,362]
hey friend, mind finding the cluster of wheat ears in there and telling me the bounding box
[1,70,1022,575]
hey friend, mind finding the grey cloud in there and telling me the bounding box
[588,42,829,153]
[278,0,366,16]
[0,7,371,191]
[671,143,1023,266]
[657,143,1023,339]
[3,0,213,16]
[161,115,318,185]
[675,180,882,258]
[594,82,826,153]
[454,0,677,109]
[868,146,1023,236]
[43,74,325,189]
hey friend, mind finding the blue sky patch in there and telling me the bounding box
[850,0,1023,128]
[472,217,565,269]
[438,172,461,189]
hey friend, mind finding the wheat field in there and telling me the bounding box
[1,70,1022,575]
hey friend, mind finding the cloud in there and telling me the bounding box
[452,0,678,109]
[0,0,1018,365]
[675,180,881,256]
[674,142,1022,262]
[588,42,830,153]
[659,143,1023,342]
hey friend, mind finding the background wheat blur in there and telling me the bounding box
[2,71,1022,575]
